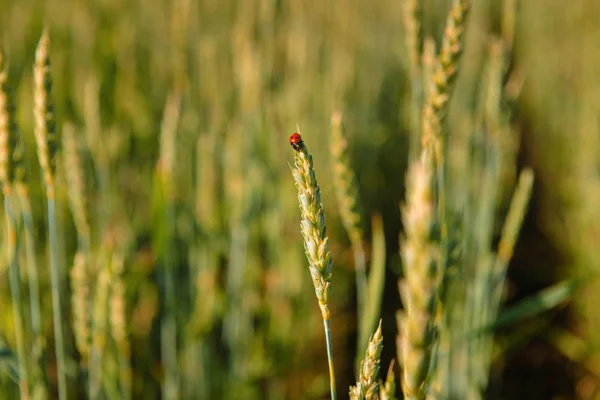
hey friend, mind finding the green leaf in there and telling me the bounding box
[357,214,386,367]
[492,278,583,330]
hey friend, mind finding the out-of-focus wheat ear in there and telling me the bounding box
[34,29,59,193]
[409,37,436,161]
[0,47,31,400]
[70,251,90,362]
[3,49,48,392]
[89,243,112,399]
[380,360,397,400]
[156,91,182,400]
[403,0,423,77]
[290,133,336,399]
[62,123,91,252]
[403,0,425,162]
[109,253,132,400]
[501,0,518,53]
[398,150,442,400]
[349,321,383,400]
[0,48,21,186]
[421,0,470,155]
[329,113,367,330]
[33,29,68,400]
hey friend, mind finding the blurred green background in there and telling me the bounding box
[0,0,599,399]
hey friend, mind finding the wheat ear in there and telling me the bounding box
[2,50,47,391]
[421,0,470,154]
[349,321,383,400]
[34,29,68,400]
[290,133,336,399]
[0,47,31,400]
[398,150,441,400]
[329,113,367,330]
[380,361,397,400]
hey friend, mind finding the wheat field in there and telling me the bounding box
[0,0,599,399]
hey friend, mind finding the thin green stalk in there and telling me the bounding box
[4,192,30,399]
[488,168,534,332]
[16,184,48,396]
[16,186,43,344]
[157,92,181,400]
[357,215,386,371]
[324,319,337,400]
[48,192,68,400]
[161,187,179,400]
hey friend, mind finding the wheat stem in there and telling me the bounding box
[4,191,31,399]
[158,92,182,400]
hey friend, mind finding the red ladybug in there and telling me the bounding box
[289,132,303,151]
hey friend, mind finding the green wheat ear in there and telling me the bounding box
[0,48,23,186]
[421,0,470,154]
[291,138,333,319]
[34,29,59,192]
[33,29,68,400]
[349,321,383,400]
[290,132,337,400]
[398,150,442,400]
[329,112,367,332]
[0,44,32,400]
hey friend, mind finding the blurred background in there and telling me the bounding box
[0,0,599,399]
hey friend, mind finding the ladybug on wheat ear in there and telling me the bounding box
[289,132,303,151]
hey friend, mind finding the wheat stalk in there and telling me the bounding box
[33,29,68,400]
[329,112,367,333]
[349,321,383,400]
[109,253,132,400]
[290,132,336,399]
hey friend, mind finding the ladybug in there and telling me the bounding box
[289,132,303,151]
